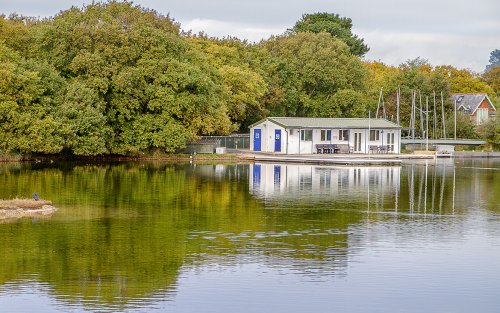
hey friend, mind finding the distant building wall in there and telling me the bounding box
[471,98,496,124]
[250,126,400,154]
[250,120,287,153]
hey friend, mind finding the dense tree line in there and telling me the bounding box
[0,2,498,156]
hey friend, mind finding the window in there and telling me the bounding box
[476,108,489,124]
[338,130,349,141]
[370,130,380,141]
[321,130,332,141]
[300,129,312,141]
[299,173,312,191]
[387,132,395,152]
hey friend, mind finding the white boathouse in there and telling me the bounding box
[249,117,402,154]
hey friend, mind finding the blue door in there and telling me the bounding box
[253,129,261,151]
[253,164,261,188]
[274,130,281,152]
[274,165,281,186]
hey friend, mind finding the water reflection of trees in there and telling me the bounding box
[0,160,498,310]
[0,162,301,310]
[0,162,256,310]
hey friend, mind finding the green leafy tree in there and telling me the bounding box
[434,65,493,93]
[56,81,110,155]
[292,13,369,57]
[0,43,65,154]
[0,14,41,55]
[485,49,500,72]
[187,36,269,131]
[363,58,454,139]
[263,32,367,117]
[445,113,478,139]
[482,66,500,96]
[482,66,500,107]
[26,1,236,154]
[315,89,369,117]
[477,118,500,148]
[4,1,495,156]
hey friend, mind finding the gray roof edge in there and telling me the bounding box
[282,126,403,129]
[472,94,487,114]
[248,117,288,129]
[251,117,402,129]
[248,118,268,129]
[266,117,288,128]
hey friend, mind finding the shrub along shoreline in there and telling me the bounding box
[0,152,251,163]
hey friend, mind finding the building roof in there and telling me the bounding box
[250,117,402,129]
[451,93,496,114]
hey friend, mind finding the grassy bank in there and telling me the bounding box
[0,153,23,162]
[0,152,254,164]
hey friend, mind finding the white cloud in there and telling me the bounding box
[180,18,497,72]
[2,0,499,71]
[359,29,498,72]
[181,19,285,42]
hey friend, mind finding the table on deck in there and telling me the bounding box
[316,144,352,154]
[369,145,390,154]
[316,144,338,154]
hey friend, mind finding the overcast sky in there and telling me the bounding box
[3,0,499,72]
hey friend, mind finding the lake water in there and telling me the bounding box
[0,159,499,312]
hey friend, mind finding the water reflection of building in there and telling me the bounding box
[249,161,461,215]
[249,163,401,203]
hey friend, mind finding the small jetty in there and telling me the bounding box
[0,198,58,221]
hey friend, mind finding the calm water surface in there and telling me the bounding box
[0,159,499,312]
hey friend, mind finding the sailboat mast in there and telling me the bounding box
[441,92,446,139]
[376,88,383,118]
[396,87,400,125]
[426,96,429,150]
[454,98,457,140]
[419,91,424,138]
[411,90,416,143]
[382,89,386,119]
[433,91,437,139]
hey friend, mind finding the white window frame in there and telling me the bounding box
[300,129,313,141]
[320,129,331,141]
[338,129,349,141]
[370,130,380,141]
[476,108,489,124]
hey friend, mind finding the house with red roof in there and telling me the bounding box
[451,93,496,125]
